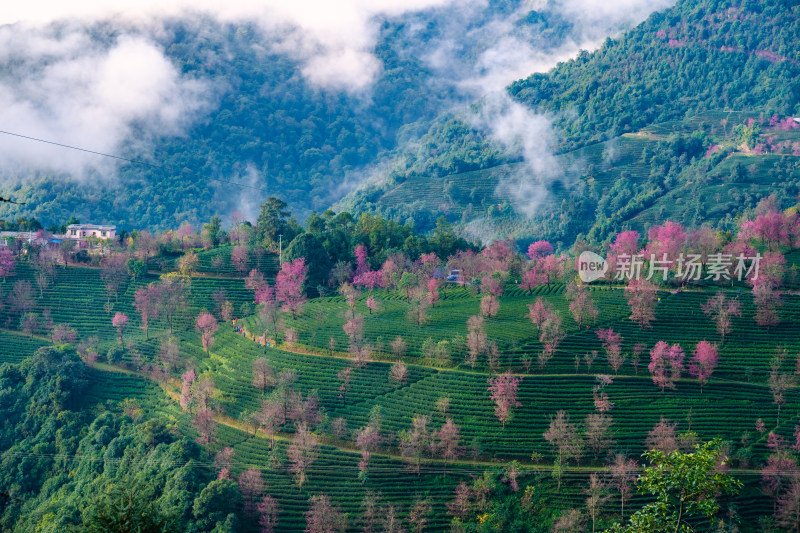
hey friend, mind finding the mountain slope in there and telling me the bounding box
[341,0,800,246]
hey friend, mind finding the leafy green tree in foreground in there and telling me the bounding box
[81,479,181,533]
[607,439,741,533]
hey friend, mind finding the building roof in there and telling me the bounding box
[67,224,116,231]
[0,231,36,239]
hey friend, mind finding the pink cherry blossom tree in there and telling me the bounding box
[353,270,384,291]
[193,407,216,445]
[255,283,274,305]
[527,240,554,259]
[305,494,347,533]
[648,341,684,391]
[487,371,521,428]
[252,358,274,394]
[379,259,400,289]
[645,416,678,453]
[179,369,196,410]
[389,360,408,385]
[399,414,432,476]
[287,422,319,487]
[365,296,378,315]
[0,248,15,282]
[213,447,235,479]
[645,221,687,263]
[604,231,640,280]
[701,293,741,343]
[465,315,487,368]
[539,254,564,289]
[192,377,215,413]
[134,284,160,340]
[520,265,541,293]
[526,297,552,330]
[157,276,188,334]
[354,244,369,276]
[196,312,219,354]
[596,329,624,374]
[625,279,658,328]
[750,251,786,327]
[51,323,77,344]
[100,253,128,301]
[258,495,281,533]
[253,398,283,449]
[543,411,582,491]
[688,340,718,392]
[245,269,266,293]
[112,312,129,345]
[9,279,35,317]
[356,411,383,479]
[593,375,615,413]
[610,231,641,257]
[238,468,265,515]
[566,281,598,329]
[437,418,461,476]
[426,277,442,307]
[276,258,308,319]
[538,311,565,370]
[231,244,249,274]
[480,294,500,318]
[482,240,514,273]
[610,454,638,521]
[746,210,790,251]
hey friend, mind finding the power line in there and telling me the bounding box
[0,450,782,476]
[0,129,270,194]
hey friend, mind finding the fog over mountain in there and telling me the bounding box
[0,0,672,227]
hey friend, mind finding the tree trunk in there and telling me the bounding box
[674,500,684,533]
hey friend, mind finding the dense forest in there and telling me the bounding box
[0,347,239,532]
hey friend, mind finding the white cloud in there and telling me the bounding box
[408,0,676,219]
[1,0,456,92]
[0,0,466,181]
[555,0,675,30]
[476,92,562,217]
[0,0,677,215]
[0,27,210,178]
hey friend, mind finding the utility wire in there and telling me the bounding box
[0,129,270,194]
[0,450,783,476]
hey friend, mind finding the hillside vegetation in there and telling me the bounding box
[1,200,800,529]
[342,0,800,244]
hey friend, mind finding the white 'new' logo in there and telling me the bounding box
[577,251,608,283]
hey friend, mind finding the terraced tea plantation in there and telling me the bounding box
[1,255,798,531]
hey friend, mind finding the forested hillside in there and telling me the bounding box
[341,0,800,246]
[0,2,585,230]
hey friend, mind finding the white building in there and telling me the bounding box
[67,224,117,240]
[0,231,36,246]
